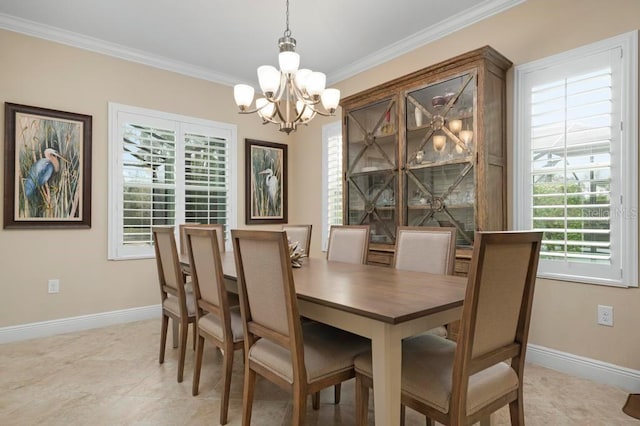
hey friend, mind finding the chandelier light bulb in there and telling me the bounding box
[306,72,326,97]
[295,68,312,93]
[234,84,254,110]
[278,51,300,74]
[256,98,275,119]
[257,65,281,96]
[321,88,340,112]
[448,119,462,133]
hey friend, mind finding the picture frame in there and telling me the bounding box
[245,139,287,224]
[3,103,92,229]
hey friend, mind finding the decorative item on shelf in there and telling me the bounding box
[433,134,447,152]
[448,119,462,133]
[232,0,340,134]
[414,107,423,127]
[380,110,394,135]
[415,150,424,164]
[288,239,306,268]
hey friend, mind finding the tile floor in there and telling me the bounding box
[0,319,636,425]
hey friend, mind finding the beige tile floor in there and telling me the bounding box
[0,319,636,425]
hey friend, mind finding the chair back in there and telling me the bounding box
[326,225,370,264]
[152,226,187,313]
[451,231,542,415]
[232,230,302,353]
[394,226,456,274]
[282,224,312,256]
[184,227,232,335]
[179,223,225,256]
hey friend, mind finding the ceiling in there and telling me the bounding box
[0,0,523,87]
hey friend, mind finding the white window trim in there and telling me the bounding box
[108,102,237,260]
[322,121,342,251]
[513,31,638,287]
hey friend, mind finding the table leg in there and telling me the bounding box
[370,322,403,426]
[172,318,179,348]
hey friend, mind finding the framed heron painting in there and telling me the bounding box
[3,103,92,229]
[245,139,287,224]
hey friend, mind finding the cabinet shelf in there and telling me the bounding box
[407,157,473,170]
[407,204,473,210]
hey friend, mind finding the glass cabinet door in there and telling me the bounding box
[404,72,477,247]
[345,98,398,244]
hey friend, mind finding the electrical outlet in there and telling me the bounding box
[48,279,60,294]
[597,305,613,326]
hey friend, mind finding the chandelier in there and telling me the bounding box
[233,0,340,134]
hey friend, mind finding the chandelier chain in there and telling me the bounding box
[284,0,291,38]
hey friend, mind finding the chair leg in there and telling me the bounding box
[220,344,235,425]
[509,395,524,425]
[400,404,405,426]
[192,320,197,350]
[425,415,434,426]
[355,373,369,426]
[334,383,341,404]
[312,392,320,410]
[242,367,257,426]
[192,334,205,396]
[177,318,188,383]
[159,314,169,364]
[172,317,179,348]
[292,386,306,426]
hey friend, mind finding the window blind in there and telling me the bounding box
[530,68,613,265]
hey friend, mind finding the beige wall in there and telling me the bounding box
[291,0,640,371]
[1,0,639,371]
[0,28,286,327]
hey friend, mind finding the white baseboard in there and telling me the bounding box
[0,304,161,344]
[527,343,640,393]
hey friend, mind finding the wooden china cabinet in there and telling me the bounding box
[341,46,512,279]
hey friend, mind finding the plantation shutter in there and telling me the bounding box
[322,122,343,250]
[530,63,615,265]
[122,123,176,247]
[109,104,237,260]
[183,131,230,235]
[515,32,638,287]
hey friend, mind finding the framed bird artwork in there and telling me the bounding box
[245,139,287,224]
[3,103,92,229]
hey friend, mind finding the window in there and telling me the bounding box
[322,121,343,251]
[108,103,237,260]
[514,31,638,287]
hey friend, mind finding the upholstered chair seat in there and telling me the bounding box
[249,321,369,384]
[354,334,519,415]
[197,308,244,344]
[163,292,196,317]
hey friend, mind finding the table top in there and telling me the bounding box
[182,252,467,325]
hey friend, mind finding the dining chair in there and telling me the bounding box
[231,229,370,426]
[282,224,312,256]
[152,226,197,383]
[179,223,225,256]
[321,224,370,407]
[185,227,244,425]
[326,225,370,264]
[394,226,457,338]
[354,231,542,426]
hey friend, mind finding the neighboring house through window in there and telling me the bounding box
[108,103,237,260]
[514,31,638,287]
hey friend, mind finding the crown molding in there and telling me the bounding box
[0,13,239,86]
[327,0,525,85]
[0,0,524,87]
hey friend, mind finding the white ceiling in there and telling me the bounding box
[0,0,523,87]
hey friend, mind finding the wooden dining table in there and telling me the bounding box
[181,252,467,426]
